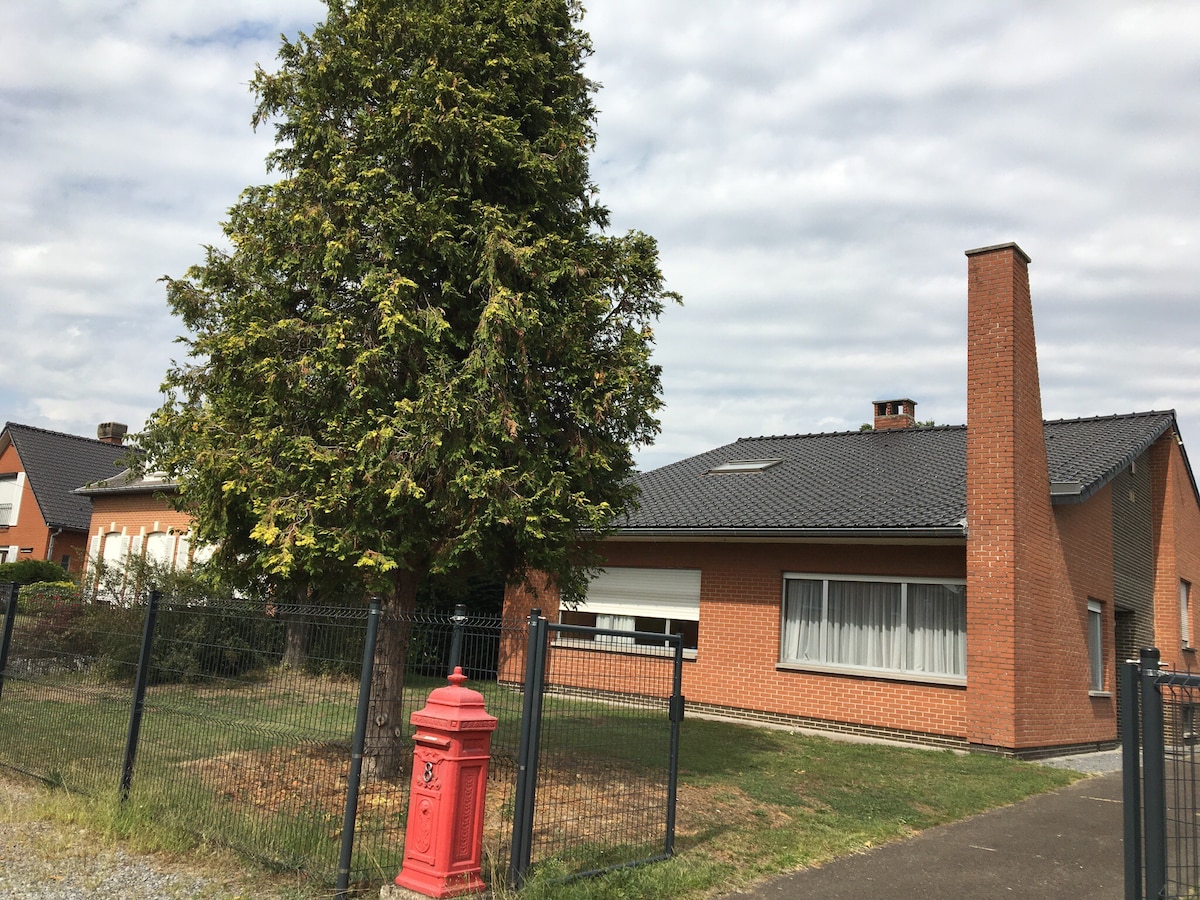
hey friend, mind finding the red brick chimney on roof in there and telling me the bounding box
[873,399,917,430]
[97,422,127,445]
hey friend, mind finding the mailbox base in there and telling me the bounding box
[394,867,487,898]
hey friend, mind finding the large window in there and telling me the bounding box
[559,567,700,653]
[781,575,966,681]
[1088,599,1104,693]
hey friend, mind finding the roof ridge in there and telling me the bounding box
[3,421,132,448]
[740,424,967,442]
[1043,410,1175,426]
[736,412,1175,445]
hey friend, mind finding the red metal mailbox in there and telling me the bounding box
[394,666,498,898]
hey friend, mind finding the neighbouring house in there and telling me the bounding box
[0,422,132,577]
[504,242,1200,757]
[75,469,206,586]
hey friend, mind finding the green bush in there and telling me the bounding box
[0,559,70,585]
[151,600,283,682]
[14,580,82,618]
[18,586,103,660]
[87,559,285,683]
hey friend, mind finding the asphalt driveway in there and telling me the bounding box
[722,767,1124,900]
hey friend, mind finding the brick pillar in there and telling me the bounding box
[965,242,1063,750]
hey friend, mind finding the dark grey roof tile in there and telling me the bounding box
[622,412,1178,534]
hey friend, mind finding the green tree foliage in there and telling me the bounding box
[140,0,677,774]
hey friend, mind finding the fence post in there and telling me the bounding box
[120,588,161,801]
[336,598,382,900]
[510,608,547,888]
[665,635,685,857]
[1140,647,1167,900]
[1121,657,1143,900]
[448,602,467,676]
[0,583,19,702]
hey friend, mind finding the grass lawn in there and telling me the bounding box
[506,716,1081,899]
[0,672,1081,899]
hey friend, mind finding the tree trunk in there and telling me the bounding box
[281,583,314,671]
[363,569,418,781]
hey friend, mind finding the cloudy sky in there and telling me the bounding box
[3,1,1199,471]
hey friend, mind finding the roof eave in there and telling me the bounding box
[74,483,178,496]
[1050,412,1190,506]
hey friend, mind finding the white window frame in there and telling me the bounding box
[779,573,967,684]
[0,473,24,527]
[558,567,700,658]
[1087,599,1105,694]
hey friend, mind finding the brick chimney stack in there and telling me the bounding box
[97,422,128,445]
[964,242,1075,752]
[873,399,917,430]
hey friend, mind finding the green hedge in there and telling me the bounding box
[10,576,281,683]
[0,559,70,585]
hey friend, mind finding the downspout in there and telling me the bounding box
[46,528,61,566]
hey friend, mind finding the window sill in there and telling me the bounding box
[553,637,697,661]
[1089,691,1113,698]
[775,660,966,687]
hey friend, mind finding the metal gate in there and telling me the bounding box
[1122,647,1200,900]
[509,608,685,887]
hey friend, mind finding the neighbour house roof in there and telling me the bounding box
[75,468,178,496]
[618,411,1180,539]
[0,423,133,531]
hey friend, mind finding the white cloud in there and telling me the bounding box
[2,0,1200,482]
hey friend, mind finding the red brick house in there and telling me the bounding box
[0,422,131,577]
[75,469,202,582]
[504,242,1200,757]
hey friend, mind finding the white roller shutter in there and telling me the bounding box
[578,568,701,621]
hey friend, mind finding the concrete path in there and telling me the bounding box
[722,769,1124,900]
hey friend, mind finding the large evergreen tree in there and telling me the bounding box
[141,0,677,774]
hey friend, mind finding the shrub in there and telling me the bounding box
[17,584,102,660]
[14,581,82,618]
[0,559,70,585]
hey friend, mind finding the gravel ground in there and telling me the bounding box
[1037,748,1124,775]
[0,776,316,899]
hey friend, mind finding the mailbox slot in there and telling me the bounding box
[413,732,452,750]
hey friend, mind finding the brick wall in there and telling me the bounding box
[1149,433,1200,674]
[84,491,196,577]
[1054,487,1118,741]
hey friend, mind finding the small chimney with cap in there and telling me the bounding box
[96,422,128,445]
[872,399,917,431]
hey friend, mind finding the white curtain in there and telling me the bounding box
[597,613,636,645]
[906,583,966,676]
[828,581,903,669]
[782,579,822,662]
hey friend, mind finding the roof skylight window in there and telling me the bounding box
[706,458,782,474]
